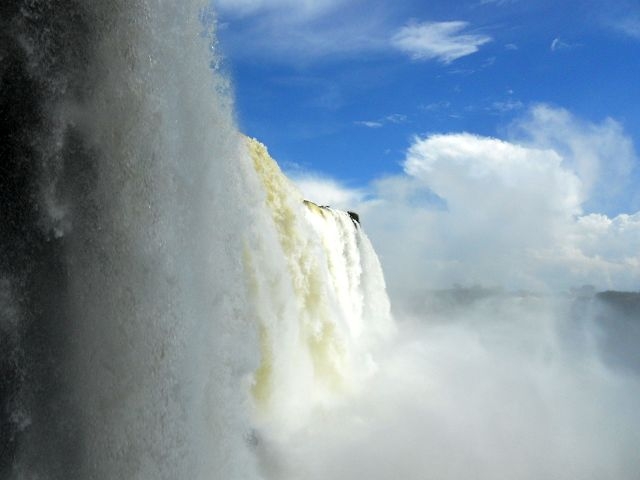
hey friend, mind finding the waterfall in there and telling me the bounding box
[0,2,393,478]
[244,138,393,434]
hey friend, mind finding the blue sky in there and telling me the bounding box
[213,0,640,291]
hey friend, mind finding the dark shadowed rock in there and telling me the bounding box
[347,211,360,227]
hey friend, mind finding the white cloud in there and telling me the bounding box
[354,114,408,129]
[421,101,451,112]
[508,104,637,214]
[550,37,582,52]
[355,121,384,128]
[391,21,492,64]
[214,0,388,61]
[550,38,568,51]
[214,0,342,19]
[573,212,640,265]
[611,17,640,39]
[385,113,408,124]
[291,174,366,211]
[489,99,523,112]
[479,0,518,5]
[403,133,583,218]
[289,106,640,294]
[368,133,587,293]
[215,5,491,65]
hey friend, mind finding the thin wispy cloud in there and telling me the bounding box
[614,17,640,39]
[489,99,524,113]
[355,114,408,129]
[216,4,493,65]
[385,113,408,124]
[355,121,384,128]
[392,21,492,64]
[214,0,344,19]
[479,0,518,5]
[421,101,451,112]
[214,0,388,62]
[550,37,581,52]
[550,38,566,51]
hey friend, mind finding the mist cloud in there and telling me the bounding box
[259,293,640,480]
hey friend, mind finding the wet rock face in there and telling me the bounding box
[347,211,360,227]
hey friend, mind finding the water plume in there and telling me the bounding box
[1,1,262,477]
[1,2,392,478]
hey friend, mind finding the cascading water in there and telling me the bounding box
[0,1,394,478]
[245,138,393,434]
[1,0,258,478]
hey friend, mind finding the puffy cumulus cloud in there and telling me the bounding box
[360,138,582,295]
[386,134,586,289]
[391,21,492,64]
[291,106,639,295]
[404,133,583,218]
[566,212,640,285]
[575,212,640,259]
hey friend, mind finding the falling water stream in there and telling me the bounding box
[0,2,393,478]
